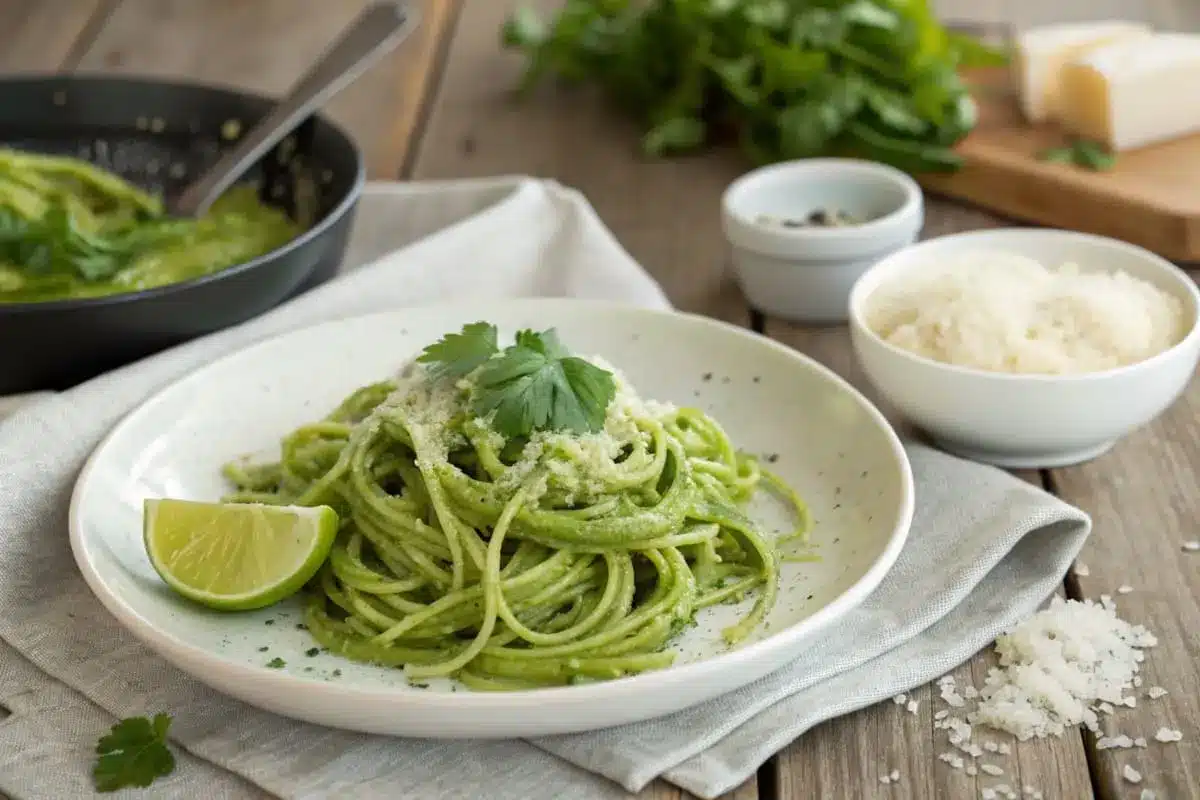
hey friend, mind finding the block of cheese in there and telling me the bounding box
[1014,21,1152,124]
[1058,33,1200,152]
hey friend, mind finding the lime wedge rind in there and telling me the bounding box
[143,499,337,611]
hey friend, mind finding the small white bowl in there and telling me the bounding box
[849,228,1200,468]
[721,158,924,322]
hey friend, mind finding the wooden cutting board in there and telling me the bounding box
[917,69,1200,262]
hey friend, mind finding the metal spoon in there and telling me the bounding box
[169,1,415,217]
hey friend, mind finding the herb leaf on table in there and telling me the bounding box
[93,714,176,793]
[501,0,1007,174]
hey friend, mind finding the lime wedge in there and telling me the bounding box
[143,499,337,611]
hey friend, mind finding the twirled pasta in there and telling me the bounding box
[223,360,809,690]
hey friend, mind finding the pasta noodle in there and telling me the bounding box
[222,356,809,690]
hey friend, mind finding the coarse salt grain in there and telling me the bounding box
[968,598,1157,740]
[1147,686,1167,699]
[981,764,1004,776]
[1182,540,1199,552]
[1097,735,1134,750]
[890,769,900,781]
[1154,727,1183,743]
[1123,765,1143,784]
[1117,585,1134,594]
[893,693,907,705]
[907,699,919,714]
[1075,563,1090,576]
[1134,737,1148,748]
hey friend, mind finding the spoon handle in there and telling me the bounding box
[171,1,415,217]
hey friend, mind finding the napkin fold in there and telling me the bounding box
[0,178,1091,800]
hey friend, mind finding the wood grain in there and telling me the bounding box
[0,0,109,72]
[1048,387,1200,800]
[410,0,748,321]
[67,0,461,180]
[762,316,1093,800]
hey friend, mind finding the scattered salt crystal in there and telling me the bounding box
[1154,727,1183,743]
[982,789,996,800]
[1181,540,1199,552]
[1133,676,1143,687]
[1123,696,1137,708]
[983,741,999,752]
[1117,585,1134,594]
[893,693,907,705]
[1140,790,1157,800]
[997,743,1011,754]
[1134,737,1147,748]
[981,764,1004,776]
[1097,735,1134,750]
[968,598,1156,740]
[964,686,979,699]
[1075,563,1090,575]
[935,710,949,720]
[880,775,891,785]
[1099,702,1115,714]
[966,765,979,776]
[890,769,900,781]
[1147,686,1167,699]
[907,699,919,714]
[1123,765,1142,784]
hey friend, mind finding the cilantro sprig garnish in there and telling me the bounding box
[418,322,617,438]
[93,714,176,793]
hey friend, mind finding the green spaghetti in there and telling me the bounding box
[222,323,810,689]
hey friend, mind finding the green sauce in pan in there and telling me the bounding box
[0,148,305,304]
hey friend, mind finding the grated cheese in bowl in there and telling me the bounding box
[863,252,1186,375]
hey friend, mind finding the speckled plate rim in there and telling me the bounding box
[69,299,914,737]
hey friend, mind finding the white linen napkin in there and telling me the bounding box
[0,177,1091,800]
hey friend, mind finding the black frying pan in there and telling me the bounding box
[0,75,365,394]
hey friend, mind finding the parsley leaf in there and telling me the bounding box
[471,327,615,438]
[416,321,499,379]
[93,714,176,793]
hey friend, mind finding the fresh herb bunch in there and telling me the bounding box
[501,0,1008,173]
[418,322,617,439]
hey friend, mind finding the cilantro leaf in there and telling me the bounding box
[471,328,615,438]
[417,321,499,380]
[93,714,176,793]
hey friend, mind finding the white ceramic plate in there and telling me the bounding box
[70,299,914,738]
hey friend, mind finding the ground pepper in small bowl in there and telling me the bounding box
[756,208,865,229]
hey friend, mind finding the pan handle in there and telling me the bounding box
[170,1,415,218]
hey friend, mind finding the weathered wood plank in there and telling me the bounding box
[763,316,1093,800]
[1048,388,1200,800]
[69,0,461,180]
[409,0,747,321]
[0,0,108,72]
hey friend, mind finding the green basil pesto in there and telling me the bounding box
[0,148,303,304]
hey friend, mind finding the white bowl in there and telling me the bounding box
[721,158,924,323]
[849,229,1200,468]
[71,299,914,738]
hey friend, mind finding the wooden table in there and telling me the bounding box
[2,1,1196,798]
